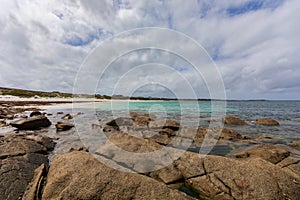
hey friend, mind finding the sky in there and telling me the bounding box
[0,0,300,100]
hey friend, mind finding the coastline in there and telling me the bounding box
[0,97,300,199]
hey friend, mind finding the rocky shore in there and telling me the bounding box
[0,102,300,200]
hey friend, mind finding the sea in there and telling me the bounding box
[66,100,300,141]
[23,100,300,158]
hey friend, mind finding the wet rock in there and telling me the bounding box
[29,111,42,117]
[61,114,73,120]
[255,118,280,126]
[223,116,246,125]
[149,119,180,131]
[55,122,74,131]
[235,144,290,164]
[10,116,51,130]
[41,151,194,200]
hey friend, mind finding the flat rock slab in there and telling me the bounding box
[10,116,51,130]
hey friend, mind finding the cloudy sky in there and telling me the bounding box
[0,0,299,100]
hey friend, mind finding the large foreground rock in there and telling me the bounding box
[10,116,51,130]
[41,151,194,200]
[95,133,300,199]
[178,153,300,200]
[0,135,54,200]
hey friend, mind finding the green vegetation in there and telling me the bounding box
[0,87,74,98]
[1,87,266,101]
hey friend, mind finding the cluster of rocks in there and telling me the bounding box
[23,132,300,200]
[101,113,250,152]
[8,111,75,132]
[0,104,40,127]
[1,105,299,200]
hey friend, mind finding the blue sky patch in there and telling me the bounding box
[226,0,284,17]
[64,34,98,47]
[227,1,264,16]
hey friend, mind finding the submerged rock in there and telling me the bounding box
[10,116,51,130]
[255,118,280,126]
[223,116,246,125]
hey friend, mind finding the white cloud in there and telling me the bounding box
[0,0,299,99]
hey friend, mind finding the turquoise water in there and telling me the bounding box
[96,100,300,120]
[97,100,231,116]
[39,100,300,158]
[92,100,300,141]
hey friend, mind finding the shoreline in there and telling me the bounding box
[0,99,300,199]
